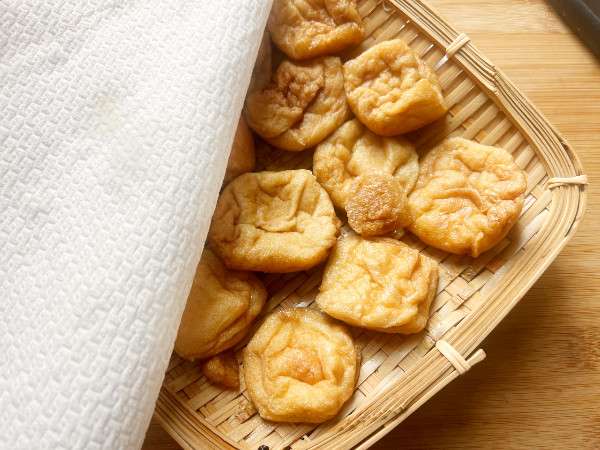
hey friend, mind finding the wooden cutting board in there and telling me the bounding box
[143,0,600,448]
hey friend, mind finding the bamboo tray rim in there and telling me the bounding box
[154,1,588,448]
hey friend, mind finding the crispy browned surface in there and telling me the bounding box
[313,119,418,210]
[174,249,266,361]
[246,60,323,138]
[224,117,255,184]
[245,57,349,151]
[268,0,364,60]
[316,233,438,333]
[344,39,447,136]
[243,308,358,423]
[209,170,340,273]
[202,352,240,390]
[408,137,527,257]
[346,175,411,236]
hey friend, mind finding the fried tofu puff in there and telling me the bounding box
[243,308,359,423]
[408,137,527,258]
[209,170,341,273]
[245,56,349,151]
[268,0,364,60]
[345,175,411,236]
[224,117,256,185]
[202,352,240,390]
[313,119,418,236]
[174,249,266,361]
[316,233,438,333]
[313,120,418,208]
[344,39,447,136]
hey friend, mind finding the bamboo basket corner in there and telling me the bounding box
[155,0,588,448]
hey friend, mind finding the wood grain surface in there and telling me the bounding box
[142,1,600,449]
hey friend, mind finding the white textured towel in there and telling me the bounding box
[0,1,271,448]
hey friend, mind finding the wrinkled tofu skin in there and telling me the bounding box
[209,170,340,273]
[243,308,358,423]
[245,57,349,151]
[174,249,266,360]
[202,352,240,390]
[316,234,438,333]
[344,39,447,136]
[313,119,418,210]
[346,175,411,237]
[268,0,364,60]
[408,137,527,257]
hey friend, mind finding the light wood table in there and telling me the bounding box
[143,1,600,448]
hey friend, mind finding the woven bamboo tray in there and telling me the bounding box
[154,0,587,448]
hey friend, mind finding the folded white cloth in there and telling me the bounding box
[0,1,271,448]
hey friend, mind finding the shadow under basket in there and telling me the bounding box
[154,0,588,449]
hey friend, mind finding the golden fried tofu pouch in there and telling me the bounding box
[268,0,364,60]
[408,137,527,257]
[245,56,349,151]
[317,233,438,333]
[209,170,340,273]
[344,39,447,136]
[243,308,359,423]
[202,352,240,390]
[313,119,418,210]
[174,249,266,360]
[345,174,412,237]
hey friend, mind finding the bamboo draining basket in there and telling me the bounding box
[154,0,587,448]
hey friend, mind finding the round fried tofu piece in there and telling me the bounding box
[209,170,341,273]
[202,352,240,390]
[344,39,447,136]
[224,117,255,184]
[268,0,364,60]
[243,308,358,423]
[245,56,349,151]
[408,137,527,257]
[313,119,418,210]
[174,249,266,361]
[346,175,411,236]
[316,233,438,333]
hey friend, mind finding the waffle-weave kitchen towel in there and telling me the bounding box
[0,1,271,448]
